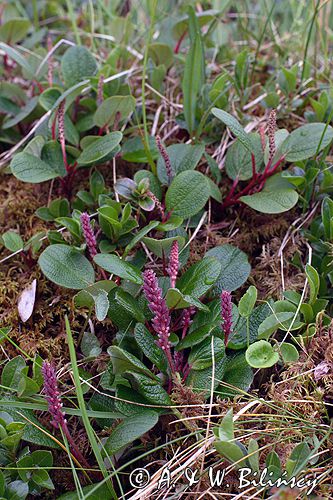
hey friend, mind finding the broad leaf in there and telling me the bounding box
[218,353,253,398]
[258,311,303,339]
[305,264,319,305]
[215,441,249,468]
[94,95,136,128]
[123,371,171,405]
[81,332,102,357]
[186,357,227,396]
[240,188,298,214]
[245,340,279,368]
[165,288,208,311]
[122,136,158,162]
[188,337,225,370]
[211,108,253,152]
[280,343,299,363]
[228,302,272,349]
[39,245,95,289]
[177,257,221,298]
[134,323,167,372]
[11,152,61,183]
[1,231,24,252]
[94,254,142,284]
[143,236,185,259]
[177,324,216,350]
[41,141,67,177]
[61,46,97,87]
[281,123,333,161]
[1,356,26,390]
[124,220,160,256]
[238,286,257,317]
[108,346,157,379]
[104,411,158,455]
[0,18,31,44]
[157,144,205,185]
[165,170,210,218]
[77,132,122,166]
[206,244,251,293]
[225,134,264,181]
[114,289,145,322]
[3,96,38,129]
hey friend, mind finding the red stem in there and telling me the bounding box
[182,362,191,382]
[222,156,286,209]
[62,423,90,469]
[174,30,187,54]
[251,153,257,179]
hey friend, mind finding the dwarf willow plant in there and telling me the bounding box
[211,108,333,214]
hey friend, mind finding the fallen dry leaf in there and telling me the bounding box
[17,279,37,322]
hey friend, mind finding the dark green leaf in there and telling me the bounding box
[11,152,61,183]
[61,46,97,87]
[104,411,158,455]
[165,169,210,219]
[39,244,95,289]
[177,257,221,298]
[94,254,142,284]
[157,144,205,185]
[205,244,251,293]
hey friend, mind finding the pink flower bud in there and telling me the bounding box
[167,240,179,288]
[42,362,66,429]
[143,269,171,353]
[80,212,97,258]
[156,135,174,182]
[267,109,276,162]
[221,290,232,346]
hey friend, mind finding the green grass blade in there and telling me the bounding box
[65,316,117,499]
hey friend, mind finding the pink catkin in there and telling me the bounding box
[267,109,276,162]
[57,100,68,170]
[221,291,232,346]
[42,362,90,466]
[42,362,66,429]
[97,74,104,105]
[147,190,164,218]
[142,269,175,373]
[156,135,174,182]
[181,306,195,340]
[167,240,179,288]
[80,213,97,258]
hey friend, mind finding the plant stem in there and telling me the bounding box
[174,30,187,54]
[249,0,276,86]
[141,0,158,175]
[65,0,81,45]
[300,0,321,85]
[222,156,286,209]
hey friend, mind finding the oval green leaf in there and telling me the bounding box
[77,132,122,166]
[11,152,61,183]
[39,244,95,289]
[211,108,253,152]
[61,46,97,88]
[240,189,298,214]
[94,254,143,284]
[94,95,136,128]
[165,170,210,218]
[282,123,333,161]
[205,244,251,293]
